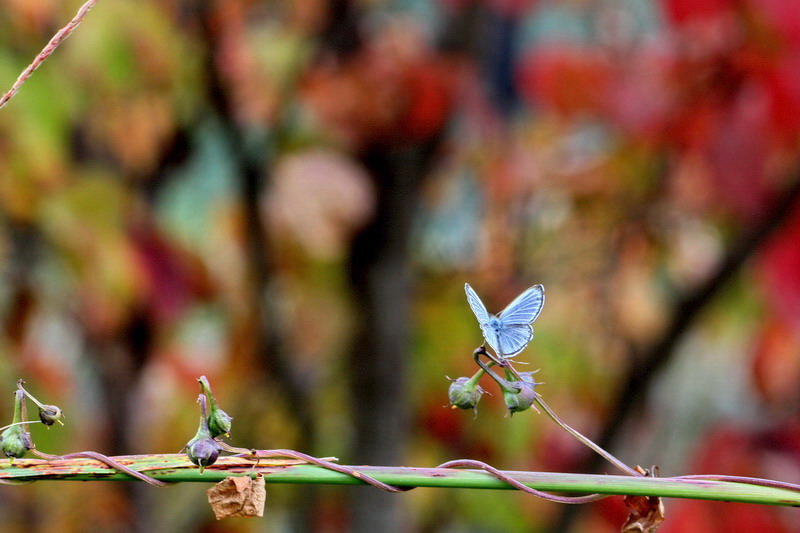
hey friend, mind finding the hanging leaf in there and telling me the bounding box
[206,475,266,520]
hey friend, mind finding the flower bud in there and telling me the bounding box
[185,394,221,473]
[186,435,220,473]
[198,376,233,438]
[1,426,32,459]
[38,405,64,426]
[448,377,485,412]
[208,408,232,439]
[1,390,31,460]
[503,379,539,416]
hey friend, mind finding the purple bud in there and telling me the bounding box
[448,377,485,412]
[503,380,538,415]
[186,436,220,472]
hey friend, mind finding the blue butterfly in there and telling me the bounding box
[465,283,545,359]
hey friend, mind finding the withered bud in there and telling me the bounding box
[38,405,64,426]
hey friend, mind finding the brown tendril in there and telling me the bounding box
[31,449,168,487]
[224,445,410,493]
[436,459,607,504]
[673,474,800,493]
[219,443,606,501]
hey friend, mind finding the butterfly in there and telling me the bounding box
[465,283,545,360]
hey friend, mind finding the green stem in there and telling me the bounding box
[11,390,24,426]
[465,367,485,389]
[17,381,46,411]
[0,421,42,432]
[473,350,519,393]
[198,376,219,411]
[0,454,799,506]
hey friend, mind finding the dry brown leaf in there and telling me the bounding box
[621,466,665,533]
[206,474,266,520]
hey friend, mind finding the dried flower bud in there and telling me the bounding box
[448,376,485,412]
[16,380,65,428]
[38,405,64,426]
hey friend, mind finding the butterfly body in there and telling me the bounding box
[465,283,545,359]
[487,316,503,334]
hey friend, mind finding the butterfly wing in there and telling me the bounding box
[498,285,545,326]
[465,283,490,325]
[480,324,502,356]
[495,324,533,358]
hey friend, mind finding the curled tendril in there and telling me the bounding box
[219,445,607,501]
[219,444,410,493]
[674,474,800,493]
[31,450,168,487]
[435,459,607,503]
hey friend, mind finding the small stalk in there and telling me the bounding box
[464,367,485,389]
[0,421,42,432]
[473,349,519,394]
[534,394,642,478]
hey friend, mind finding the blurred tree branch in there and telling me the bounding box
[596,174,800,464]
[194,1,316,448]
[555,173,800,532]
[346,139,443,533]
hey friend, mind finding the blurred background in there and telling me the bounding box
[2,0,800,531]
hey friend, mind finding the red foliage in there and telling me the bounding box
[303,34,455,150]
[752,318,800,405]
[420,400,466,448]
[516,45,612,116]
[130,222,211,323]
[753,0,800,48]
[759,207,800,332]
[756,206,800,406]
[399,60,453,141]
[757,54,800,139]
[702,84,773,218]
[658,427,797,533]
[661,0,736,25]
